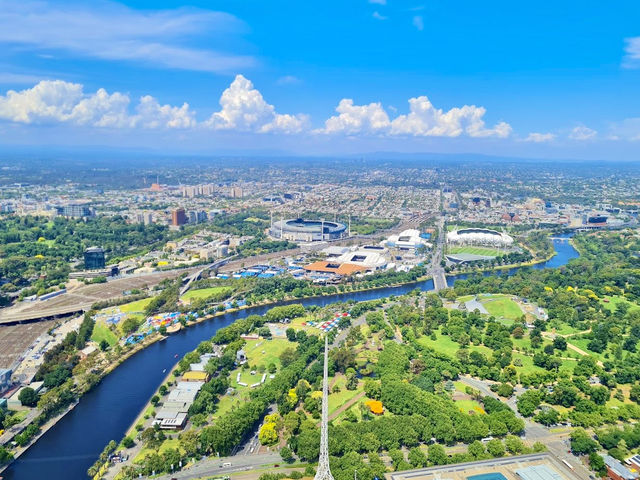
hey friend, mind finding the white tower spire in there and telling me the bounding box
[314,335,334,480]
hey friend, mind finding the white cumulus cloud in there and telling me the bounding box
[321,99,391,135]
[369,0,387,4]
[321,95,510,138]
[134,96,196,129]
[205,75,308,134]
[569,125,597,140]
[524,132,555,143]
[0,80,194,129]
[372,11,388,20]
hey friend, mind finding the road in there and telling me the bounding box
[0,409,40,446]
[430,216,448,291]
[154,452,282,480]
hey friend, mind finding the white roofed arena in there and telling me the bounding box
[447,228,514,247]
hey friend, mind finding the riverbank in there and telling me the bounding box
[0,401,79,475]
[2,236,580,480]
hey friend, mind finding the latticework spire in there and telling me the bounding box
[314,335,334,480]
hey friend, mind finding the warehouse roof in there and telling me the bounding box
[515,465,564,480]
[182,371,209,382]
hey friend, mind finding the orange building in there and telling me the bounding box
[304,261,367,276]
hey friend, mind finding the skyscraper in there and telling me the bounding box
[171,208,187,226]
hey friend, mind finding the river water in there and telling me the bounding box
[3,236,579,480]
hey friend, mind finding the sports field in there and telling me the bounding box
[448,246,502,257]
[482,296,523,320]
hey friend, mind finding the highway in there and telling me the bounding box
[430,216,448,291]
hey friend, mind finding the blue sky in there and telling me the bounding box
[0,0,639,159]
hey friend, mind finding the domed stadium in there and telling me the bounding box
[270,218,347,242]
[447,228,513,247]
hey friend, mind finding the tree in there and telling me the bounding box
[286,328,297,342]
[553,336,567,350]
[99,339,109,351]
[259,422,279,446]
[122,436,135,448]
[179,430,199,457]
[18,387,38,407]
[408,447,428,468]
[468,440,486,459]
[486,439,505,458]
[589,453,607,477]
[428,443,448,466]
[279,348,298,368]
[630,384,640,404]
[535,408,560,426]
[280,446,293,462]
[590,386,610,405]
[570,429,598,455]
[505,435,525,454]
[497,383,514,398]
[364,379,381,400]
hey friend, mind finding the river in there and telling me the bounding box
[2,235,579,480]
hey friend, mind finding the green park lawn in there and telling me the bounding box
[600,295,640,313]
[568,337,606,361]
[547,322,584,336]
[242,337,294,370]
[416,329,492,358]
[181,286,231,302]
[91,320,119,346]
[455,398,486,415]
[328,375,363,415]
[120,297,153,313]
[135,438,184,463]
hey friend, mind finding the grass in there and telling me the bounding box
[119,298,153,313]
[416,329,492,358]
[242,337,294,370]
[455,399,485,415]
[548,322,583,336]
[482,296,523,320]
[328,375,363,415]
[181,286,231,302]
[135,438,183,463]
[448,246,502,257]
[288,315,321,334]
[567,337,606,361]
[91,320,119,346]
[600,295,640,314]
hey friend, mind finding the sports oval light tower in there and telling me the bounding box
[314,335,334,480]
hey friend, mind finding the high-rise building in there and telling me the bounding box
[229,186,243,198]
[171,208,187,226]
[84,247,105,270]
[56,204,94,218]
